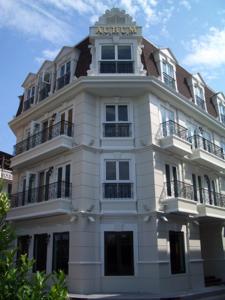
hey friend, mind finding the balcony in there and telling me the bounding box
[23,96,34,112]
[11,121,74,169]
[159,121,192,156]
[196,95,205,110]
[103,183,133,199]
[57,73,70,90]
[103,123,132,138]
[197,188,225,220]
[100,61,133,74]
[189,135,225,171]
[162,180,198,215]
[163,72,176,89]
[39,84,50,102]
[7,181,72,221]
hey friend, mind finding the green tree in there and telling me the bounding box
[0,187,68,300]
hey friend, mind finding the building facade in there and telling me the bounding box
[8,8,225,296]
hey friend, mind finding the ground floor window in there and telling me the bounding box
[104,231,134,276]
[52,232,69,274]
[33,234,48,272]
[169,231,186,274]
[17,235,30,261]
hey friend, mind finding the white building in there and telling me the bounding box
[8,8,225,297]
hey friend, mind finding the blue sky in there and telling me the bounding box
[1,0,225,154]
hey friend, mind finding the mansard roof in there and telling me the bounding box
[17,35,219,121]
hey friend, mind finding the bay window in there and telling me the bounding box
[100,45,133,74]
[103,160,133,199]
[103,104,131,137]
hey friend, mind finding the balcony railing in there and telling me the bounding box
[14,120,74,156]
[100,61,133,73]
[188,135,224,160]
[57,73,70,90]
[161,120,188,140]
[39,84,50,102]
[165,180,225,208]
[103,123,132,137]
[103,183,133,199]
[163,72,176,89]
[10,181,72,208]
[23,96,34,111]
[165,180,194,200]
[196,96,205,110]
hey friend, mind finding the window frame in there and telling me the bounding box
[194,84,206,110]
[101,45,132,62]
[99,44,133,74]
[104,159,131,183]
[103,103,132,138]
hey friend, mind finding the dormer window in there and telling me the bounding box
[219,103,225,125]
[39,72,51,102]
[57,61,71,90]
[24,86,35,111]
[162,60,176,89]
[194,85,205,110]
[100,45,133,74]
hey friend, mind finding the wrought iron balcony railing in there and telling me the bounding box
[165,180,194,200]
[11,181,72,208]
[100,61,134,73]
[103,123,132,137]
[23,96,34,111]
[196,96,205,110]
[57,73,70,90]
[163,72,176,89]
[39,84,51,102]
[103,183,133,199]
[165,180,225,208]
[161,120,188,140]
[188,135,224,160]
[14,120,74,156]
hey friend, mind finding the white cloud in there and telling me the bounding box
[0,0,176,45]
[180,0,191,10]
[183,27,225,68]
[35,49,60,64]
[0,0,72,44]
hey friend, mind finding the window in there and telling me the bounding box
[161,107,175,137]
[52,232,69,274]
[100,45,133,74]
[219,103,225,124]
[195,85,205,110]
[33,234,48,272]
[169,231,186,274]
[17,235,30,261]
[57,61,71,89]
[104,104,131,137]
[104,160,132,198]
[39,72,51,102]
[24,86,35,111]
[165,164,178,197]
[104,231,134,276]
[162,60,175,89]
